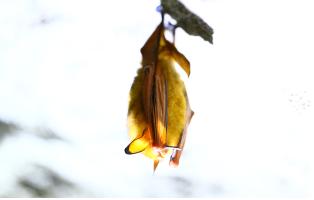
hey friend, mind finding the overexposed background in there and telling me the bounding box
[0,0,313,197]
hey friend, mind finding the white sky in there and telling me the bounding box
[0,0,313,197]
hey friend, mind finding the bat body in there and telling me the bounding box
[125,22,193,170]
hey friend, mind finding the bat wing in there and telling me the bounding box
[169,89,194,166]
[165,40,190,77]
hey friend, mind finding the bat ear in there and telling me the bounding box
[124,129,150,154]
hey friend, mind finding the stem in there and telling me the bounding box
[160,0,214,44]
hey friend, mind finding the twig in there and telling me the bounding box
[160,0,214,44]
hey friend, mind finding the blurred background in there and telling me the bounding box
[0,0,313,197]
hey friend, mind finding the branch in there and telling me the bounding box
[160,0,214,44]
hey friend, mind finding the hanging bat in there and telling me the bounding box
[125,18,194,171]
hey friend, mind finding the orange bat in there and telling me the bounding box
[125,20,194,171]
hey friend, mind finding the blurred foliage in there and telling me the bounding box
[0,119,62,143]
[0,120,71,197]
[16,165,76,197]
[31,127,63,141]
[170,176,193,197]
[0,120,19,142]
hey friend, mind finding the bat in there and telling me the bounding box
[125,18,194,171]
